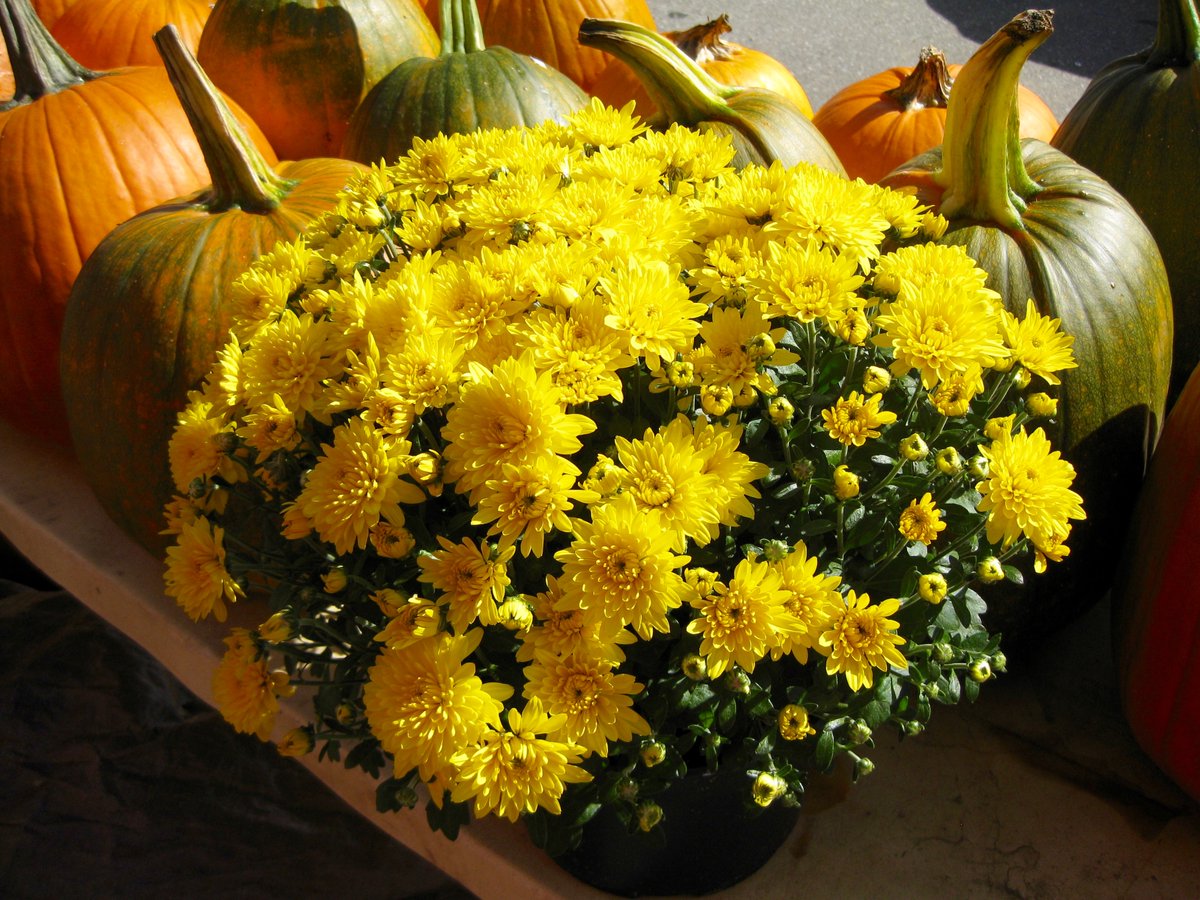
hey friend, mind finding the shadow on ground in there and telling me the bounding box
[926,0,1157,76]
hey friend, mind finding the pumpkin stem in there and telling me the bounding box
[666,14,739,64]
[936,10,1052,229]
[578,17,740,128]
[0,0,96,109]
[1147,0,1200,67]
[440,0,487,55]
[884,46,953,111]
[154,25,289,214]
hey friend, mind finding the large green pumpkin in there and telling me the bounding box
[341,0,588,164]
[577,16,843,174]
[880,11,1173,646]
[197,0,438,161]
[1051,0,1200,404]
[60,26,362,554]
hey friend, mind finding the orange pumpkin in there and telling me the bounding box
[422,0,656,95]
[50,0,212,69]
[593,14,813,120]
[813,46,1059,184]
[0,0,275,445]
[1,32,11,98]
[30,0,80,27]
[197,0,439,161]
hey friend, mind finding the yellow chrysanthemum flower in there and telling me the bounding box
[561,97,649,150]
[976,427,1086,549]
[471,456,584,557]
[418,536,515,632]
[441,353,596,501]
[449,698,592,822]
[873,280,1009,388]
[770,543,842,663]
[600,258,707,369]
[239,310,346,415]
[164,515,244,622]
[293,418,424,555]
[821,391,898,447]
[756,237,865,323]
[898,493,947,545]
[777,703,817,741]
[690,233,761,307]
[686,556,799,678]
[777,168,890,271]
[516,577,633,663]
[237,392,300,462]
[514,297,631,405]
[671,416,769,537]
[555,496,692,639]
[522,649,651,756]
[1000,299,1078,386]
[364,630,512,781]
[212,629,294,741]
[819,591,908,692]
[696,305,796,398]
[373,593,441,649]
[614,420,722,544]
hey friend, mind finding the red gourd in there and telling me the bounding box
[1110,358,1200,801]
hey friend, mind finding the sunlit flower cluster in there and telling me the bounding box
[163,100,1083,852]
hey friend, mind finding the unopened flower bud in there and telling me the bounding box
[921,212,948,239]
[933,641,955,664]
[322,566,348,594]
[258,611,294,643]
[762,540,789,562]
[276,727,314,757]
[335,703,357,726]
[640,741,667,768]
[681,652,708,681]
[745,332,776,362]
[918,572,948,604]
[752,772,787,807]
[935,447,963,476]
[991,651,1008,673]
[976,557,1005,584]
[664,359,695,388]
[899,433,929,461]
[636,801,664,832]
[724,668,751,695]
[768,396,795,426]
[969,659,993,683]
[700,383,734,416]
[1012,367,1032,390]
[855,755,877,778]
[833,464,860,500]
[497,597,534,632]
[846,720,872,746]
[863,365,892,394]
[616,776,639,802]
[967,455,990,480]
[777,704,816,741]
[984,415,1015,442]
[790,458,815,483]
[1026,392,1058,418]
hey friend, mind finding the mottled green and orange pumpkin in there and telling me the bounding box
[60,26,362,554]
[197,0,439,160]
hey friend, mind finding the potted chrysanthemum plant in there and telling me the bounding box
[162,99,1083,896]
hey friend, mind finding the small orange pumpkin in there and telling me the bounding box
[593,14,812,120]
[30,0,80,28]
[50,0,212,69]
[813,45,1059,184]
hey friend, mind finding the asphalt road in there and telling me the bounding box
[643,1,1159,121]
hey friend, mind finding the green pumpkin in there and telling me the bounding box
[881,11,1173,646]
[341,0,588,164]
[576,16,844,174]
[1051,0,1200,404]
[60,26,363,554]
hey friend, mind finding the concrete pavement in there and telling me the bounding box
[644,1,1158,121]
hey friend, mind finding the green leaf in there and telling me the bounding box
[814,728,836,771]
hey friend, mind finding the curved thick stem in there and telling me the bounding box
[0,0,95,109]
[884,46,953,111]
[154,25,289,213]
[935,10,1053,229]
[578,17,738,126]
[440,0,487,56]
[1147,0,1200,67]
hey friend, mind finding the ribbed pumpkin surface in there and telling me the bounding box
[51,0,212,68]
